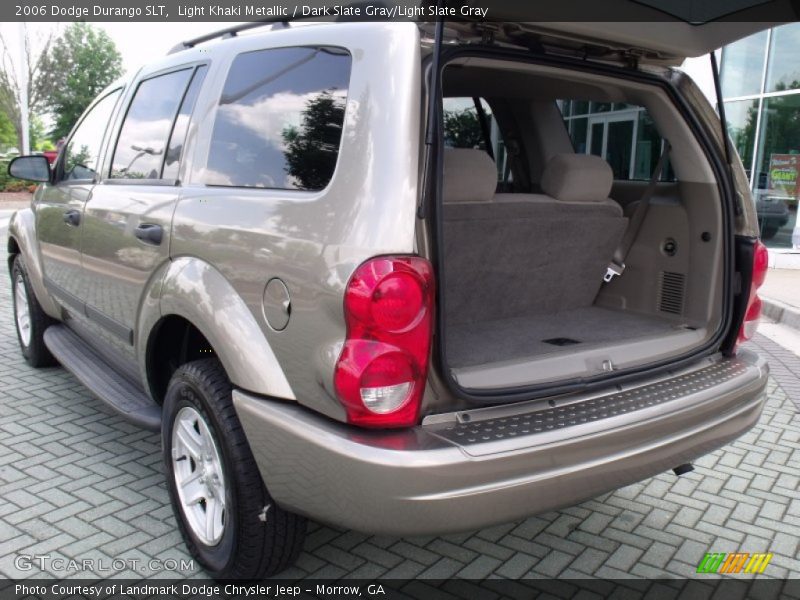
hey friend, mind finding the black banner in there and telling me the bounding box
[3,0,800,22]
[2,579,799,600]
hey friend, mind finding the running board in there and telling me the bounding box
[44,325,161,431]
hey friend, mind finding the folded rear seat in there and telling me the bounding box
[442,149,628,325]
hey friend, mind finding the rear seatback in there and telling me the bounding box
[442,149,628,324]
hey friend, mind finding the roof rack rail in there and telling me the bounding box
[167,19,291,55]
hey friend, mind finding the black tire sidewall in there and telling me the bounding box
[11,259,33,357]
[11,256,53,366]
[162,370,237,575]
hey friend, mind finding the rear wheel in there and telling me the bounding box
[162,358,307,579]
[11,256,56,367]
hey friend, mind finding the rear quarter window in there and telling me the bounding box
[206,46,351,191]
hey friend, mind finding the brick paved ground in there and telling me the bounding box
[0,254,799,581]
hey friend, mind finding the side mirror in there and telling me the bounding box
[8,155,51,183]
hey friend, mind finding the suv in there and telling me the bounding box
[7,19,771,579]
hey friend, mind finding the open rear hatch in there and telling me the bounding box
[441,0,793,66]
[428,13,787,400]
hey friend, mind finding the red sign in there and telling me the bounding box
[767,154,800,200]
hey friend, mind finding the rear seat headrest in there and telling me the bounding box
[443,148,497,203]
[541,153,613,203]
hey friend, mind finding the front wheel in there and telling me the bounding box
[11,256,56,367]
[162,359,307,579]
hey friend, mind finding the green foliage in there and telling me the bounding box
[282,91,346,190]
[0,159,9,188]
[0,110,16,151]
[29,114,54,151]
[39,23,122,141]
[0,158,37,192]
[443,108,484,149]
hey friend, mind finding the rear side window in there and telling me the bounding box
[62,89,121,182]
[557,100,675,181]
[206,46,351,190]
[110,68,193,179]
[442,97,510,185]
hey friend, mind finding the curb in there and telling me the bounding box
[761,296,800,331]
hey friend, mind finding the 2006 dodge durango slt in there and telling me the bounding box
[7,16,772,578]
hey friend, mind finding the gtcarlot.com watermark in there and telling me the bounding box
[15,554,194,573]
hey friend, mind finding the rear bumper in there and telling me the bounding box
[234,350,768,536]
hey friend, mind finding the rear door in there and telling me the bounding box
[78,65,207,358]
[36,89,121,305]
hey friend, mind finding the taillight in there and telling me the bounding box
[737,240,769,345]
[334,256,434,428]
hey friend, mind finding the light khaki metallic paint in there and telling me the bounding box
[234,350,767,535]
[169,23,422,419]
[158,257,295,400]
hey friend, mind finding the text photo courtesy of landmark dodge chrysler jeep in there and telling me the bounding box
[6,13,773,579]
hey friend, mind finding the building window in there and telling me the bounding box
[720,24,800,248]
[724,99,758,179]
[765,22,800,93]
[558,102,673,182]
[719,30,768,99]
[752,95,800,242]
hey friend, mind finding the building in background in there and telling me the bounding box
[720,23,800,249]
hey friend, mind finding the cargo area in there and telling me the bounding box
[437,56,726,392]
[447,307,683,369]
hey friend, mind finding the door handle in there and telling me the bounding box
[134,223,163,245]
[63,209,81,227]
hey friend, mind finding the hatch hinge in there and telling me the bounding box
[621,49,644,70]
[475,23,499,45]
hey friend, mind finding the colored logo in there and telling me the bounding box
[697,552,772,574]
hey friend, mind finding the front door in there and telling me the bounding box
[36,89,122,305]
[79,66,206,359]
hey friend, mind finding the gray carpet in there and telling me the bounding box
[443,199,627,325]
[446,306,680,368]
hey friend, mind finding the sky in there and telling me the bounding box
[0,22,225,77]
[94,22,225,74]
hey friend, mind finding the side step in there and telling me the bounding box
[44,325,161,431]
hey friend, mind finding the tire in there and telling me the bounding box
[162,358,307,579]
[10,256,56,368]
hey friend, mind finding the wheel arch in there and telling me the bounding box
[144,314,216,404]
[6,209,60,318]
[138,256,295,403]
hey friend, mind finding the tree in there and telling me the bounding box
[282,91,346,190]
[0,24,54,151]
[39,23,122,141]
[0,109,16,151]
[443,108,484,149]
